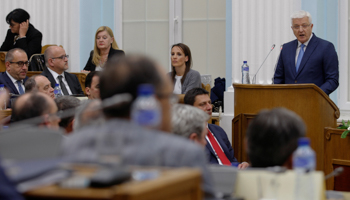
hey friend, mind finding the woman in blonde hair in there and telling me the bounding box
[83,26,124,72]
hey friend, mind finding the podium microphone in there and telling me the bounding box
[272,45,283,84]
[325,167,344,180]
[252,44,275,84]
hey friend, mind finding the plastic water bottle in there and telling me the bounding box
[0,84,6,110]
[293,137,316,200]
[131,84,161,128]
[241,61,250,84]
[54,83,63,98]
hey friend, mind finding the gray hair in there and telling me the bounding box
[44,45,57,67]
[73,99,105,131]
[171,104,210,139]
[290,10,312,25]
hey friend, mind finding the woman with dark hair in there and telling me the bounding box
[82,26,124,72]
[170,43,201,94]
[0,8,42,59]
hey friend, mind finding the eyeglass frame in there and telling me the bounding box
[51,55,69,60]
[291,24,311,30]
[9,61,29,68]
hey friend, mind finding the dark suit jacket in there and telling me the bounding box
[0,161,23,200]
[0,72,28,95]
[0,24,42,59]
[83,48,125,71]
[273,33,339,95]
[41,68,84,95]
[206,124,238,165]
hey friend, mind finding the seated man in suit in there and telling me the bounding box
[171,104,209,147]
[25,75,55,99]
[184,88,249,169]
[85,71,100,99]
[273,10,339,95]
[11,92,60,129]
[42,46,83,96]
[61,55,215,197]
[0,48,28,95]
[246,108,305,168]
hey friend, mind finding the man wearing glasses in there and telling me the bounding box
[42,46,83,96]
[0,48,29,96]
[273,10,339,95]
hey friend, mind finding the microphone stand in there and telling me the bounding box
[252,44,275,84]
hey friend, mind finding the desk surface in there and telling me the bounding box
[24,167,202,200]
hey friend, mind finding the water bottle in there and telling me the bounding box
[241,61,250,84]
[293,137,316,200]
[131,84,161,128]
[54,83,63,98]
[0,84,6,110]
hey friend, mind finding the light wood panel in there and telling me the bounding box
[233,83,339,171]
[24,168,202,200]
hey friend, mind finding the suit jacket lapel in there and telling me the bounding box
[64,72,75,94]
[296,34,319,77]
[3,73,19,94]
[289,40,298,79]
[43,68,57,88]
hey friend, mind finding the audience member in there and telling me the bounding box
[83,26,125,72]
[171,104,209,147]
[73,100,104,130]
[246,107,306,169]
[11,92,60,128]
[185,87,249,169]
[55,96,80,133]
[0,159,24,199]
[85,71,100,99]
[62,55,214,196]
[0,48,28,95]
[42,46,83,96]
[0,8,42,59]
[169,43,201,94]
[25,75,55,99]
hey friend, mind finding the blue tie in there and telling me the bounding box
[296,44,305,72]
[16,80,24,95]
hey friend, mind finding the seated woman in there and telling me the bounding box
[169,43,201,94]
[0,8,42,59]
[83,26,125,72]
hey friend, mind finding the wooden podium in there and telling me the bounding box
[232,83,339,171]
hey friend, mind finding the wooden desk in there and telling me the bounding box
[24,168,202,200]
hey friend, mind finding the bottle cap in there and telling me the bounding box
[55,83,59,87]
[0,84,4,87]
[243,61,247,64]
[137,84,154,96]
[298,137,310,146]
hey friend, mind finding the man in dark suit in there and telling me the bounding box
[0,48,28,95]
[184,88,249,169]
[41,46,83,96]
[273,10,339,95]
[0,8,42,59]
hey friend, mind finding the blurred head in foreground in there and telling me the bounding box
[246,107,306,169]
[100,55,173,132]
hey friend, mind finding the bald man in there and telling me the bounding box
[41,46,83,96]
[25,75,55,99]
[11,92,60,128]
